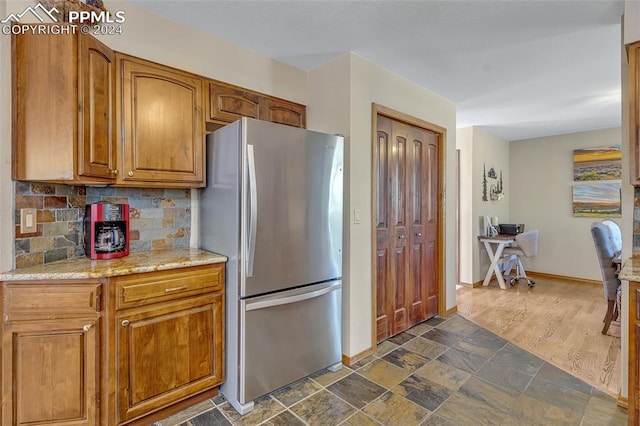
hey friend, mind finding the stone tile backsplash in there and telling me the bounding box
[13,182,191,268]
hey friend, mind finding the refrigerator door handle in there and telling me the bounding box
[247,144,258,277]
[245,283,340,311]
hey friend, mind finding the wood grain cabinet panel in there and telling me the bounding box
[116,294,223,423]
[116,54,205,187]
[260,96,306,128]
[4,319,99,426]
[110,265,225,425]
[206,79,306,128]
[207,81,261,124]
[1,280,101,426]
[629,281,640,425]
[1,264,225,426]
[12,30,116,184]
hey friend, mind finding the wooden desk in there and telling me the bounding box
[478,234,515,289]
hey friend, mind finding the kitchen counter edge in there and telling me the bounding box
[619,257,640,282]
[0,248,227,281]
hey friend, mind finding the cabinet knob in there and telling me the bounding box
[416,232,422,237]
[398,235,405,239]
[128,171,134,177]
[121,320,130,327]
[83,324,92,332]
[111,169,119,175]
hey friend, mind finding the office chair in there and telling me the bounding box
[501,230,539,288]
[590,220,622,334]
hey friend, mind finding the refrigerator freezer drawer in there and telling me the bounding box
[240,281,342,404]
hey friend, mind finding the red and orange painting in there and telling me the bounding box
[573,144,621,181]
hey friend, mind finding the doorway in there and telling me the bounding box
[372,104,446,343]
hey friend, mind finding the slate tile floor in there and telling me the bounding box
[155,314,627,426]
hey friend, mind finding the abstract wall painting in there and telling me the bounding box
[573,144,622,181]
[572,182,621,217]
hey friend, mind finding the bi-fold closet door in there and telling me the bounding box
[375,115,439,343]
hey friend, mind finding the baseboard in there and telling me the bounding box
[527,271,601,287]
[445,306,458,316]
[458,281,482,288]
[617,395,628,409]
[342,346,375,367]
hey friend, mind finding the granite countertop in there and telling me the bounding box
[618,257,640,282]
[0,248,227,281]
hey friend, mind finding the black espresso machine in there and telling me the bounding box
[84,202,130,259]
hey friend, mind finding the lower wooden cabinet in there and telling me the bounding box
[116,294,223,423]
[629,281,640,425]
[1,263,225,426]
[2,318,100,426]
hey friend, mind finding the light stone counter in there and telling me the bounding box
[0,248,226,281]
[618,257,640,282]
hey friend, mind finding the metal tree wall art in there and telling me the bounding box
[482,164,488,201]
[483,163,504,201]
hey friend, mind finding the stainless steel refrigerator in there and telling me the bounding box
[199,118,343,415]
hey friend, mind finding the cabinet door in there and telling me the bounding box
[260,97,306,128]
[207,81,261,124]
[116,294,223,423]
[118,54,205,187]
[78,34,116,180]
[2,319,99,426]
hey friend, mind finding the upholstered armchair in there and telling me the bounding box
[590,221,622,334]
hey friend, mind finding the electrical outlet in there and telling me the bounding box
[20,208,37,234]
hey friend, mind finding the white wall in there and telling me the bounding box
[309,53,458,357]
[509,128,624,281]
[104,1,307,104]
[307,55,352,354]
[624,0,640,44]
[457,128,473,284]
[0,1,12,274]
[457,127,510,284]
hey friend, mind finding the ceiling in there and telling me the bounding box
[132,0,625,141]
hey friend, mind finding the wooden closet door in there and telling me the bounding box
[407,127,439,327]
[375,115,392,342]
[375,115,439,343]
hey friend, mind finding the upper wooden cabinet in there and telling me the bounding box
[207,80,306,129]
[12,31,116,185]
[12,31,305,188]
[261,96,306,128]
[116,54,205,188]
[207,81,261,123]
[630,42,640,185]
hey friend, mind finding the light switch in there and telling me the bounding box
[354,209,362,224]
[20,208,37,234]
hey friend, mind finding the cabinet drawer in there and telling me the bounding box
[115,264,223,309]
[3,282,101,320]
